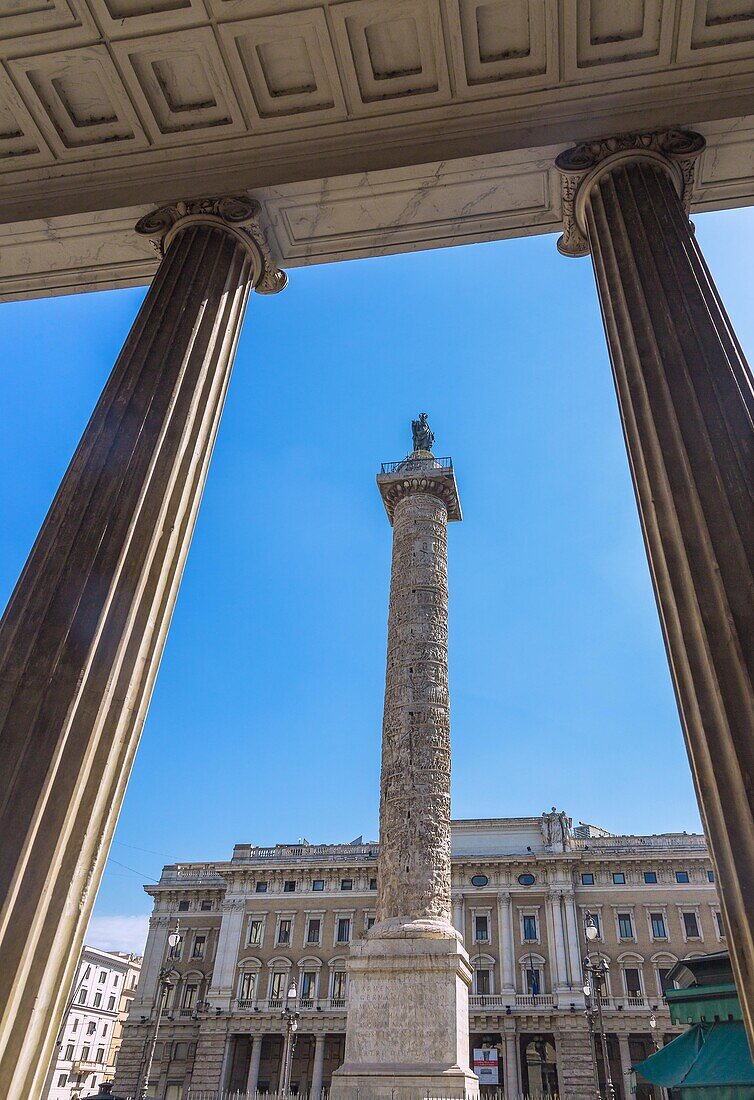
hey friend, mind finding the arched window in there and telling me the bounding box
[329,956,347,1006]
[518,953,547,996]
[618,952,646,1003]
[297,957,323,1005]
[651,952,678,997]
[266,957,293,1006]
[470,953,496,996]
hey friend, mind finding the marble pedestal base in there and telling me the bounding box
[331,931,478,1099]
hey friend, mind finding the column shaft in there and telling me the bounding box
[583,156,754,1038]
[311,1033,326,1099]
[377,489,452,924]
[246,1034,263,1095]
[0,221,258,1100]
[504,1032,520,1096]
[618,1034,633,1100]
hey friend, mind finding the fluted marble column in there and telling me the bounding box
[557,129,754,1045]
[0,196,285,1100]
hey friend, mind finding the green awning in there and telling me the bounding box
[634,1022,754,1088]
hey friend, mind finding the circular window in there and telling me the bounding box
[470,874,488,887]
[518,873,536,886]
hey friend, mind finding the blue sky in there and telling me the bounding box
[2,208,751,954]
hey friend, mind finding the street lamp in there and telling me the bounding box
[649,1008,660,1050]
[583,915,616,1100]
[139,925,180,1100]
[280,980,300,1097]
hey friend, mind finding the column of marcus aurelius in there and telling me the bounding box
[331,416,478,1099]
[0,197,286,1100]
[556,129,754,1049]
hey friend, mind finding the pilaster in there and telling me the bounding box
[207,898,246,1009]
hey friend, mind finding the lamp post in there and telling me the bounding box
[139,926,180,1100]
[584,914,616,1100]
[280,981,300,1097]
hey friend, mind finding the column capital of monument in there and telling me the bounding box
[136,195,287,294]
[555,129,705,258]
[376,453,462,525]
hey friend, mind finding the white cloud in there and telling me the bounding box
[86,914,150,955]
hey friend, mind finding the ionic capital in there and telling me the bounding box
[555,129,705,257]
[136,195,287,294]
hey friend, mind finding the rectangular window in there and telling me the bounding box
[366,916,376,930]
[526,968,541,995]
[618,913,633,939]
[82,1046,90,1062]
[201,899,213,911]
[78,989,87,1004]
[84,966,91,980]
[247,920,263,946]
[255,881,268,893]
[707,869,715,883]
[658,967,672,992]
[624,968,642,997]
[341,879,353,891]
[192,935,206,959]
[168,937,182,960]
[178,900,189,911]
[96,1047,105,1063]
[58,1074,68,1087]
[676,870,690,883]
[307,918,321,944]
[644,871,658,884]
[331,972,346,1000]
[182,984,197,1010]
[475,969,490,995]
[93,992,102,1007]
[301,972,316,999]
[474,914,489,942]
[650,913,666,938]
[277,919,291,946]
[112,975,119,986]
[312,879,325,891]
[613,872,626,885]
[369,878,377,890]
[270,972,286,1000]
[239,972,256,1001]
[715,911,725,937]
[87,1022,96,1035]
[284,880,296,893]
[337,917,351,943]
[72,1019,78,1032]
[65,1044,74,1061]
[102,1024,108,1037]
[98,971,107,983]
[581,873,594,885]
[522,915,537,941]
[683,911,700,938]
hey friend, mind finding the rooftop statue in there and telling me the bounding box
[412,412,435,453]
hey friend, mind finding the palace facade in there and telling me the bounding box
[114,813,721,1098]
[44,945,141,1100]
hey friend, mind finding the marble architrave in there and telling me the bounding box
[332,449,476,1099]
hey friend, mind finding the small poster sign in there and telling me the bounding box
[473,1048,499,1085]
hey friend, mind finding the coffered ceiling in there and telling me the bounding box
[2,0,754,299]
